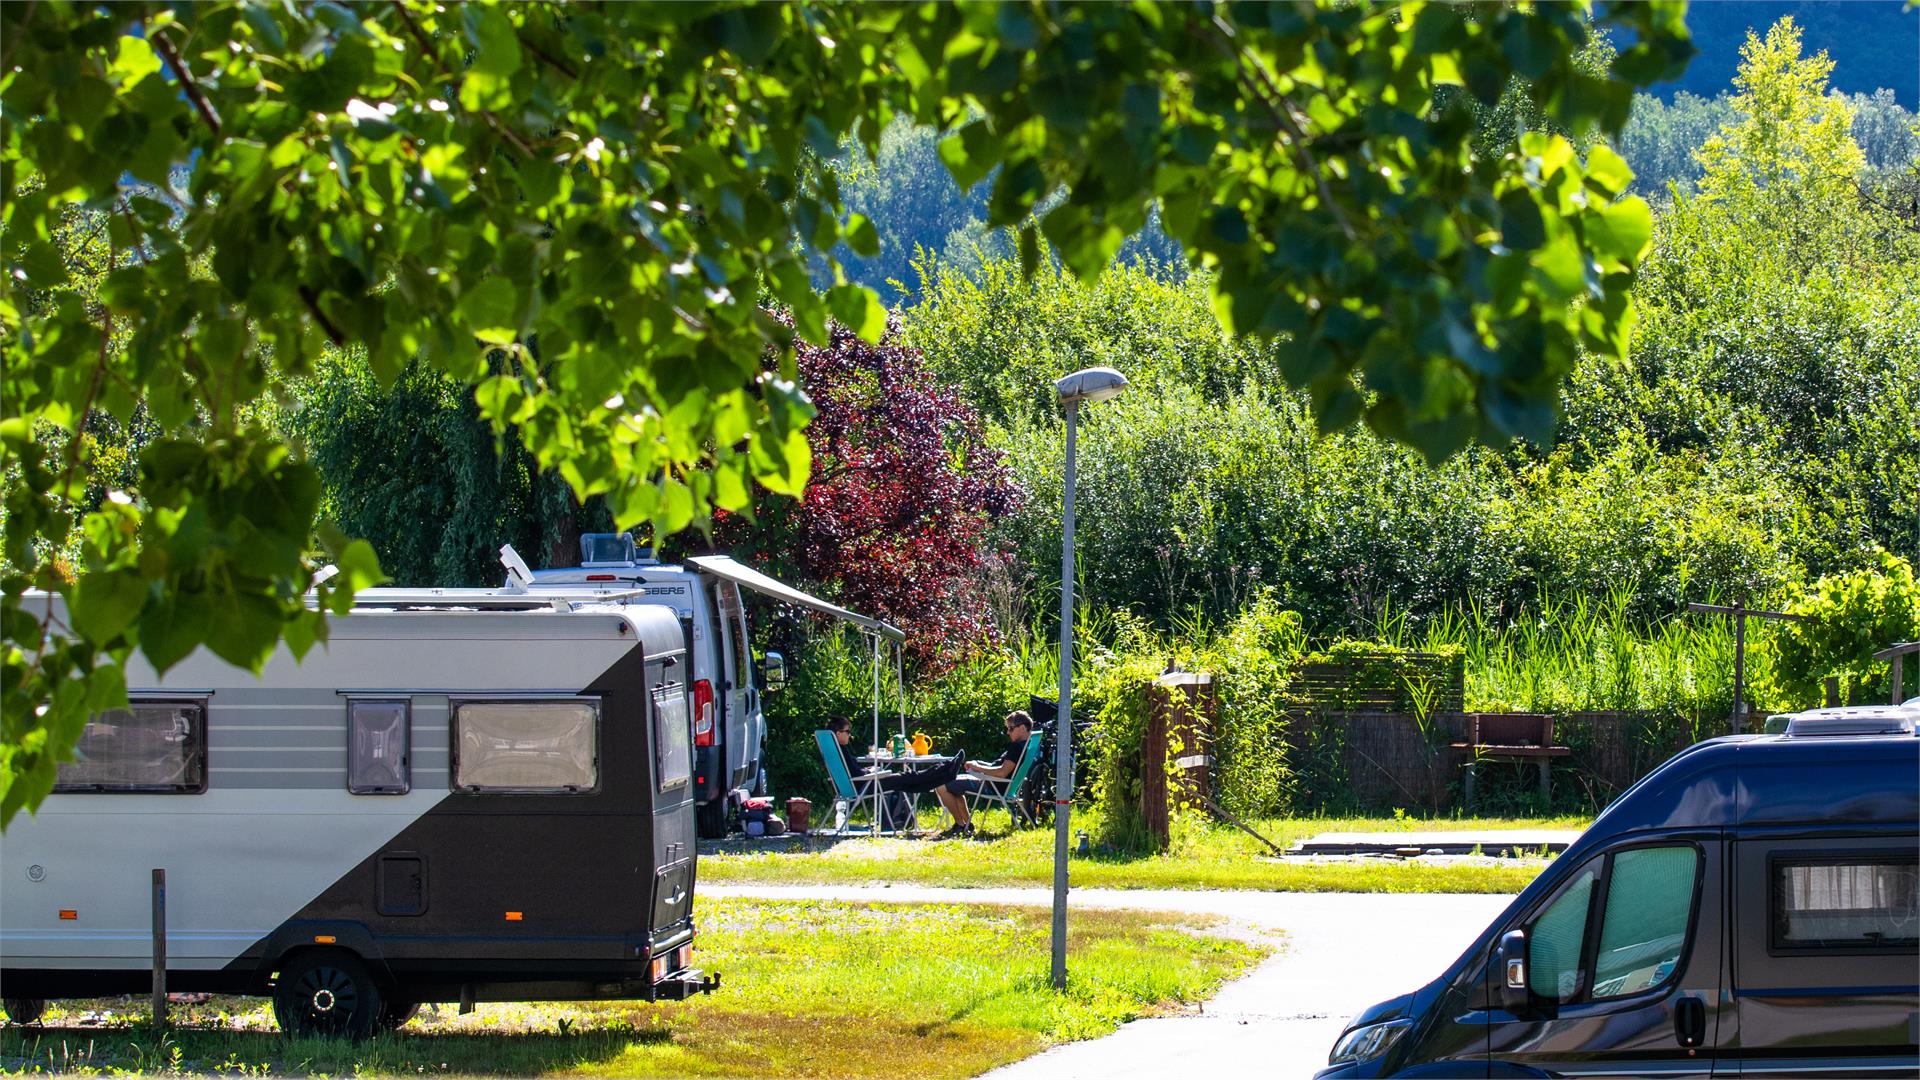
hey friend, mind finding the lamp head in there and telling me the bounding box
[1055,366,1129,407]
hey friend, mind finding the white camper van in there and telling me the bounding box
[0,588,715,1037]
[517,533,903,838]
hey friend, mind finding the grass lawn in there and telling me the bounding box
[0,897,1263,1078]
[702,813,1590,894]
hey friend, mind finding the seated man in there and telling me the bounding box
[929,710,1031,839]
[824,717,966,798]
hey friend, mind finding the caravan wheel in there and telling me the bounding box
[273,951,383,1040]
[2,998,46,1025]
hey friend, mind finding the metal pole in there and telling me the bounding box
[1052,403,1078,991]
[1732,608,1745,736]
[151,868,167,1030]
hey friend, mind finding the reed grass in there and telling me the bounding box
[1373,587,1772,717]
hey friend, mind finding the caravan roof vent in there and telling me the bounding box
[579,533,655,567]
[1782,707,1917,738]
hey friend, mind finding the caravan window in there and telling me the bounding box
[654,683,691,792]
[718,582,751,680]
[348,699,411,795]
[54,699,207,793]
[451,699,599,793]
[1773,855,1919,952]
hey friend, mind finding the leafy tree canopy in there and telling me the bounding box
[709,317,1022,663]
[0,0,1689,824]
[1696,16,1866,204]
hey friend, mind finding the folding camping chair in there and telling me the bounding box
[963,735,1044,828]
[815,729,884,835]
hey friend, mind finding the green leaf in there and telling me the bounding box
[203,591,285,671]
[827,284,886,343]
[1530,232,1586,303]
[844,214,881,258]
[1584,197,1652,266]
[460,6,523,111]
[139,593,211,674]
[107,36,163,87]
[1583,145,1635,198]
[325,540,388,615]
[655,476,694,534]
[70,570,149,645]
[1497,190,1546,251]
[458,279,519,345]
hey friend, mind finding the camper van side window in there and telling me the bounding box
[451,699,599,794]
[1772,855,1919,953]
[348,699,411,795]
[53,699,207,794]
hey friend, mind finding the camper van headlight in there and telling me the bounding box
[1328,1018,1411,1066]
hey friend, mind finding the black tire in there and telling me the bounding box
[2,998,46,1025]
[273,951,383,1040]
[377,999,421,1032]
[696,797,729,839]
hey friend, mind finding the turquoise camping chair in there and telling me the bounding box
[964,736,1044,829]
[815,730,884,835]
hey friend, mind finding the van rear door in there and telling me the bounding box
[1486,836,1725,1076]
[713,582,754,791]
[648,673,696,951]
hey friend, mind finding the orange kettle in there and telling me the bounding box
[909,731,933,756]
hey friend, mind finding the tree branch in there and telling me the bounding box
[389,0,535,158]
[516,29,579,80]
[1198,17,1355,241]
[150,28,221,135]
[297,285,346,346]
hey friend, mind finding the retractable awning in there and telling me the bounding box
[686,556,905,642]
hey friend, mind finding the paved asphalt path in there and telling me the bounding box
[702,884,1515,1078]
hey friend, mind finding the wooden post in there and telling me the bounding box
[1688,603,1809,729]
[1733,609,1745,731]
[1824,676,1840,707]
[1872,643,1918,706]
[150,868,167,1031]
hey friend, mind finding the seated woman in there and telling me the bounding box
[824,717,966,796]
[928,710,1031,839]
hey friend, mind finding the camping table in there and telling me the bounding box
[857,754,960,834]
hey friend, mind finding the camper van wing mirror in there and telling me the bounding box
[1497,929,1530,1014]
[757,651,787,692]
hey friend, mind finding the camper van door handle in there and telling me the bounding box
[1674,996,1705,1048]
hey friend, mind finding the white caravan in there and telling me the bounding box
[515,533,903,837]
[0,588,714,1037]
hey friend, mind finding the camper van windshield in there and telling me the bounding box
[580,533,637,564]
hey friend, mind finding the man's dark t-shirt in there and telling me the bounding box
[995,736,1028,770]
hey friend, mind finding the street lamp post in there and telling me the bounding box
[1050,365,1128,991]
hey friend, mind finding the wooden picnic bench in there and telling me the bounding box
[1450,713,1571,809]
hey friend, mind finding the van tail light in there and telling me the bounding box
[693,680,716,747]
